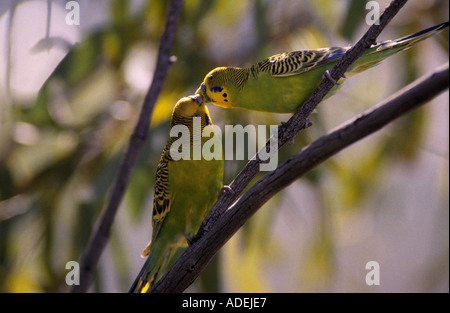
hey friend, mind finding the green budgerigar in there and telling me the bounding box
[129,95,223,293]
[197,22,448,113]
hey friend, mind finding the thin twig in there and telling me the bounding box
[70,0,184,293]
[148,0,410,292]
[151,62,449,293]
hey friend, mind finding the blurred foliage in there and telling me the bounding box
[0,0,448,292]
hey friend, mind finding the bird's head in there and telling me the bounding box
[171,94,212,128]
[196,67,239,108]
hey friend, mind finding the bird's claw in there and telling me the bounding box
[221,185,234,195]
[304,119,313,129]
[322,69,345,86]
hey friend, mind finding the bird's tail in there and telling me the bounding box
[348,21,449,75]
[376,21,449,52]
[128,240,186,293]
[128,240,163,293]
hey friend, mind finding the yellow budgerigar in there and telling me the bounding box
[197,22,448,113]
[129,95,223,293]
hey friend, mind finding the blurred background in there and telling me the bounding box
[0,0,448,293]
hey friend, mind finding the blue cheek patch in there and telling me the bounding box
[205,113,211,126]
[210,86,223,93]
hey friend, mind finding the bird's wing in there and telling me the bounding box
[141,149,173,257]
[256,47,348,77]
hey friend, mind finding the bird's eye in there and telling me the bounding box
[208,75,214,81]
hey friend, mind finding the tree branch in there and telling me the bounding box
[71,0,184,293]
[200,0,409,232]
[151,62,449,293]
[148,0,417,292]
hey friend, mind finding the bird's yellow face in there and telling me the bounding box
[171,95,213,127]
[197,67,233,108]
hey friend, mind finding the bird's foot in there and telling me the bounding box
[304,119,314,129]
[221,185,234,195]
[322,70,345,85]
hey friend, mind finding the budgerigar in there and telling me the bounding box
[129,95,223,293]
[197,22,448,113]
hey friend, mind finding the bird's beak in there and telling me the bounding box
[189,94,203,106]
[195,82,211,103]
